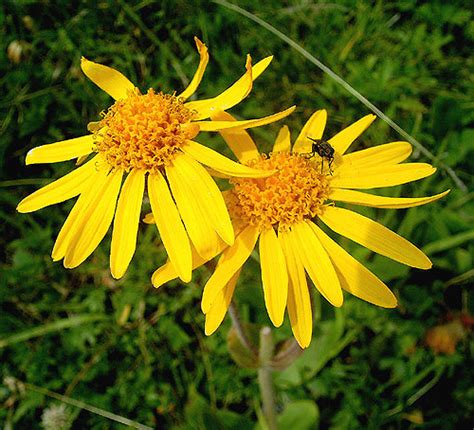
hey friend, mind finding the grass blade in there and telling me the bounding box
[0,315,109,348]
[213,0,467,191]
[17,380,153,430]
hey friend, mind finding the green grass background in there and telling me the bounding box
[1,1,472,429]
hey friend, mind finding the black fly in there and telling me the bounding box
[307,137,335,175]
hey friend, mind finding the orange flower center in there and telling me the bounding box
[94,89,198,172]
[227,152,330,230]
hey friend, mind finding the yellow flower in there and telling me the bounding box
[152,109,449,348]
[17,38,295,280]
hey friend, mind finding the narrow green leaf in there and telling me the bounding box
[423,230,474,255]
[0,315,109,348]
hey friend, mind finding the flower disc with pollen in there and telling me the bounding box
[228,152,330,230]
[95,89,198,172]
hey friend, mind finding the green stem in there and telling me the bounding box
[258,327,278,430]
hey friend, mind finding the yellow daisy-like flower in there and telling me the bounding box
[152,109,449,348]
[17,38,295,280]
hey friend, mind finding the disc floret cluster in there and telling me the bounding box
[228,152,330,231]
[96,89,198,171]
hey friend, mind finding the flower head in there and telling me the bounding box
[152,109,449,348]
[17,38,294,280]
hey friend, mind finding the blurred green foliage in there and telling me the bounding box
[0,0,472,429]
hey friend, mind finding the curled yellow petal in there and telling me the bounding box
[209,110,259,163]
[310,223,397,308]
[195,106,296,132]
[259,227,288,327]
[17,157,98,213]
[330,188,450,209]
[81,57,135,100]
[185,55,273,120]
[179,37,209,101]
[293,109,327,154]
[320,206,432,269]
[26,135,95,165]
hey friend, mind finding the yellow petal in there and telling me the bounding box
[331,163,436,189]
[178,37,209,101]
[195,106,295,132]
[110,170,145,279]
[209,110,259,163]
[182,140,273,178]
[330,188,450,209]
[259,227,288,327]
[185,55,273,120]
[17,157,98,213]
[201,226,259,314]
[151,262,177,289]
[310,224,397,307]
[290,221,343,307]
[81,57,135,100]
[293,109,328,154]
[51,168,110,262]
[247,55,273,80]
[339,141,412,170]
[320,206,432,269]
[273,125,291,153]
[204,269,241,336]
[152,241,226,289]
[63,169,123,268]
[142,212,154,224]
[172,153,233,245]
[25,135,95,165]
[148,171,192,282]
[328,114,376,155]
[165,155,222,260]
[279,229,312,349]
[205,167,231,179]
[76,155,90,166]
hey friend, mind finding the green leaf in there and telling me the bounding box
[227,323,260,369]
[423,230,474,255]
[0,315,109,348]
[275,316,359,388]
[278,400,320,430]
[430,96,462,140]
